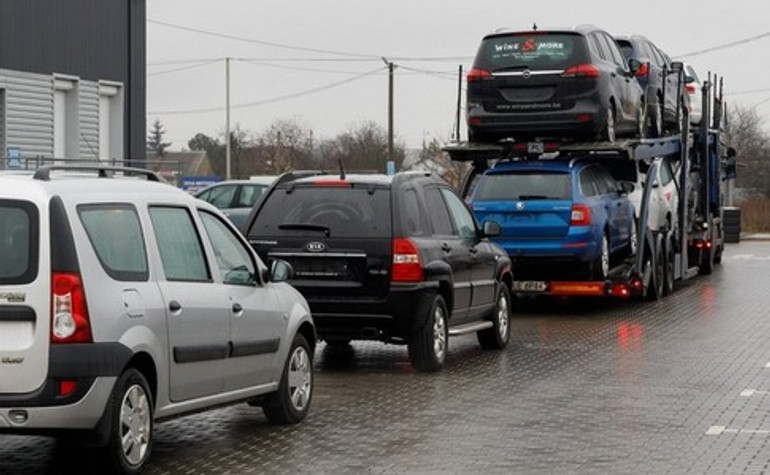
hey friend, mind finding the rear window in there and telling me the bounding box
[617,41,634,59]
[251,186,391,238]
[473,172,572,201]
[474,33,587,70]
[0,200,38,284]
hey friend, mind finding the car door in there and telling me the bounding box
[440,188,497,319]
[601,33,636,122]
[149,206,230,402]
[424,186,472,322]
[597,167,631,251]
[198,210,287,390]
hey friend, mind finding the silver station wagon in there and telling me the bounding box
[0,165,315,474]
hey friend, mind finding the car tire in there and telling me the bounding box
[645,239,664,301]
[477,285,511,350]
[591,232,611,280]
[263,333,313,425]
[648,98,663,137]
[663,233,675,296]
[636,102,646,138]
[102,368,153,475]
[603,105,617,142]
[408,295,448,372]
[628,219,638,257]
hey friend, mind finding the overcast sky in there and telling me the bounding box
[147,0,770,150]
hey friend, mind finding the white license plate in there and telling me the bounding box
[527,141,545,154]
[512,281,548,292]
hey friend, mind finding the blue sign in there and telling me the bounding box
[180,175,220,192]
[386,160,396,176]
[6,147,21,169]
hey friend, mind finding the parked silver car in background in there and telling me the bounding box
[0,166,315,474]
[195,176,276,230]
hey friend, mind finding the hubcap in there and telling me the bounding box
[606,108,616,142]
[601,236,610,278]
[287,346,312,411]
[432,306,447,361]
[630,223,638,255]
[120,384,150,466]
[497,293,509,339]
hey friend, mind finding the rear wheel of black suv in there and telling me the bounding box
[408,295,448,372]
[477,285,511,350]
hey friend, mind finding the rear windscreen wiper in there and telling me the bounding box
[278,223,330,236]
[517,195,550,200]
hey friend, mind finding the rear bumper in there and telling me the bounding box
[306,281,439,341]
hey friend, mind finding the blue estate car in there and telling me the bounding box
[468,159,636,281]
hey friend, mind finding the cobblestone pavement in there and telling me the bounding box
[3,242,770,474]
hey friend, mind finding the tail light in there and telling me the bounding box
[392,238,424,282]
[51,272,92,343]
[467,68,492,83]
[686,84,696,94]
[561,64,600,78]
[635,62,649,77]
[570,204,591,226]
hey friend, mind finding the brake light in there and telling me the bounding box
[570,204,591,226]
[561,64,600,78]
[51,272,92,344]
[312,179,351,187]
[467,68,491,83]
[686,84,696,94]
[635,62,649,77]
[392,238,424,282]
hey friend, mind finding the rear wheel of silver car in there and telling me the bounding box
[263,333,313,424]
[477,285,511,350]
[408,295,448,372]
[104,368,153,475]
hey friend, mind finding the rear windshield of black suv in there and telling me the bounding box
[474,171,572,201]
[252,186,392,238]
[474,32,588,71]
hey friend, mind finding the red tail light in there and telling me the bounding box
[467,68,491,83]
[51,272,92,344]
[392,238,424,282]
[635,62,649,77]
[570,204,591,226]
[686,84,696,94]
[561,64,600,78]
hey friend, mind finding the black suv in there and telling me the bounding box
[244,171,513,372]
[466,25,645,143]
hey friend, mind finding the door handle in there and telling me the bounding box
[169,300,182,312]
[441,243,451,252]
[232,302,243,313]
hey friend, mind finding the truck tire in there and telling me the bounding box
[645,239,664,301]
[663,233,675,296]
[477,285,511,350]
[408,295,448,372]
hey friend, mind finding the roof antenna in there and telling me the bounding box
[338,158,346,180]
[533,23,538,31]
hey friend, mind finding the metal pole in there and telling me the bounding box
[387,61,394,164]
[456,65,463,141]
[225,57,231,180]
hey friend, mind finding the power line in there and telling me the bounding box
[147,66,386,115]
[148,59,222,77]
[237,59,376,75]
[149,19,382,60]
[676,30,770,58]
[727,86,770,96]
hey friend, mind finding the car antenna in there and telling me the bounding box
[338,158,346,180]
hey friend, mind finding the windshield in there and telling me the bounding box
[474,32,588,71]
[474,171,572,201]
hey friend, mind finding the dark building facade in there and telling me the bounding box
[0,0,146,165]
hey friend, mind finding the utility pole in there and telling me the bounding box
[382,58,394,164]
[456,64,463,141]
[225,57,231,180]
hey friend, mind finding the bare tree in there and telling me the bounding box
[725,104,770,197]
[251,118,314,174]
[320,121,405,173]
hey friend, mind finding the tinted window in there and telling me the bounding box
[78,204,148,281]
[474,171,571,200]
[199,185,236,209]
[400,189,428,237]
[596,167,620,194]
[236,184,267,208]
[579,169,599,197]
[659,159,674,186]
[474,33,588,70]
[441,189,477,239]
[424,188,454,236]
[200,212,257,285]
[600,34,625,68]
[617,41,633,59]
[251,186,391,238]
[0,200,38,284]
[149,207,210,282]
[588,33,607,62]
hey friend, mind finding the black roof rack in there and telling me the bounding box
[32,165,165,182]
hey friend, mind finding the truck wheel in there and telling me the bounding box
[663,234,675,296]
[645,240,664,301]
[102,368,153,475]
[477,285,511,350]
[263,333,313,424]
[699,241,714,275]
[408,295,448,372]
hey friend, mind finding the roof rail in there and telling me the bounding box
[32,165,165,182]
[274,170,327,186]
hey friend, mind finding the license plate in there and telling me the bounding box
[512,281,548,292]
[527,141,545,154]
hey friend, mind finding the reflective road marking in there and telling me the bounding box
[706,426,770,436]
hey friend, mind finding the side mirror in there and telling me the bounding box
[628,58,642,75]
[269,259,294,283]
[482,220,501,238]
[670,61,684,72]
[620,181,635,194]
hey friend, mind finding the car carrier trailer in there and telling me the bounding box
[446,74,736,300]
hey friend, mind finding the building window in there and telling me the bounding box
[99,81,124,163]
[53,77,78,160]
